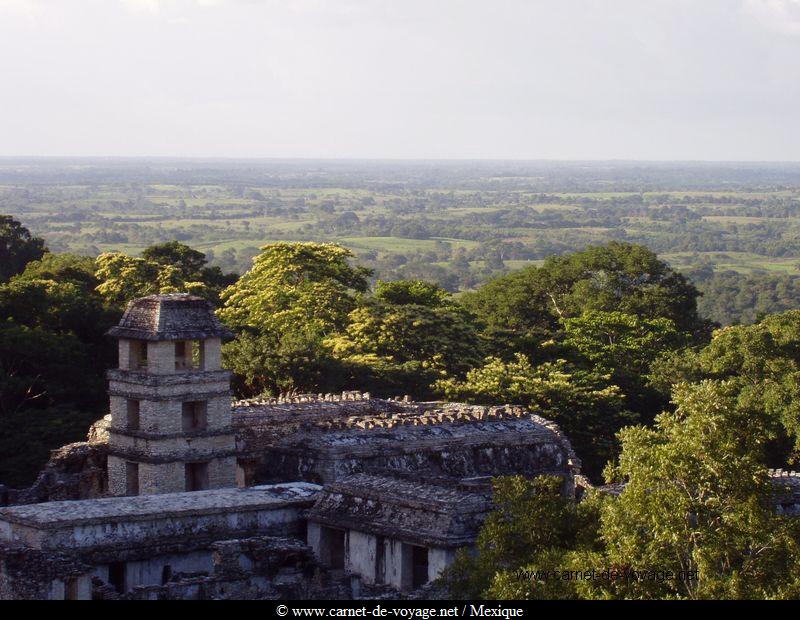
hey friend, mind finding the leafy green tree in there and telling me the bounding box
[448,381,800,600]
[562,311,689,418]
[648,311,800,464]
[372,279,451,307]
[218,242,370,334]
[141,241,237,301]
[436,354,635,476]
[223,329,346,397]
[219,243,370,397]
[0,215,47,282]
[444,475,603,599]
[13,252,99,293]
[462,242,709,355]
[0,278,117,345]
[0,321,99,416]
[325,280,483,396]
[94,251,211,307]
[141,240,208,276]
[597,380,800,599]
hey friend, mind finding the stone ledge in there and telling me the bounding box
[107,368,232,386]
[108,427,235,441]
[0,483,321,530]
[107,446,239,464]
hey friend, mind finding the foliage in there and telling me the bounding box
[0,215,47,282]
[325,280,483,395]
[223,329,347,397]
[13,252,100,293]
[0,278,117,346]
[218,242,371,334]
[447,381,800,600]
[218,243,371,397]
[443,475,604,599]
[0,405,103,489]
[461,242,709,355]
[0,321,101,416]
[649,311,800,462]
[141,240,237,302]
[436,353,634,477]
[562,310,690,419]
[597,380,800,599]
[94,251,209,306]
[372,279,452,307]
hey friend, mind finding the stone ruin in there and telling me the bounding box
[0,293,581,600]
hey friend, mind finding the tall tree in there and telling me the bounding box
[0,215,47,282]
[219,243,370,397]
[598,380,800,599]
[218,242,371,334]
[325,280,483,396]
[462,242,709,356]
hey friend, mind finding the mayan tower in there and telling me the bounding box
[105,293,236,496]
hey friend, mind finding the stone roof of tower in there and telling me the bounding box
[106,293,233,341]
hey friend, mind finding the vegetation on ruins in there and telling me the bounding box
[5,204,800,487]
[8,165,800,598]
[446,381,800,599]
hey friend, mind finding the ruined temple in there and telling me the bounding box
[0,294,580,600]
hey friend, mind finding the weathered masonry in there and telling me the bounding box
[0,483,333,600]
[106,294,237,496]
[0,293,585,599]
[233,396,581,491]
[308,473,492,590]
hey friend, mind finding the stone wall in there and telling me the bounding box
[8,442,108,506]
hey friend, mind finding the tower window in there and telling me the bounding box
[125,462,139,496]
[175,340,201,370]
[182,400,208,431]
[185,462,209,491]
[131,340,148,370]
[126,399,140,431]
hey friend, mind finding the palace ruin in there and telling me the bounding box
[0,293,582,599]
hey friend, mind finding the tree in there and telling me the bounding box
[223,329,346,397]
[0,215,47,282]
[141,240,207,276]
[446,381,800,600]
[141,241,237,301]
[218,242,371,335]
[461,242,709,356]
[436,353,635,476]
[0,278,117,348]
[94,252,210,307]
[443,475,603,599]
[597,380,800,599]
[561,311,689,418]
[325,280,483,396]
[13,252,99,293]
[219,243,370,397]
[648,310,800,464]
[0,321,99,416]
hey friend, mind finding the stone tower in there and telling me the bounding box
[105,293,236,496]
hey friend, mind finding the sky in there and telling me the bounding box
[0,0,799,160]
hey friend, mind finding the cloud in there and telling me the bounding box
[119,0,226,14]
[0,0,44,19]
[745,0,800,34]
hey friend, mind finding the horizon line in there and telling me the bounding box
[2,156,800,165]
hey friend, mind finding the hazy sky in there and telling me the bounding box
[1,0,799,160]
